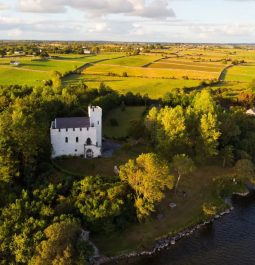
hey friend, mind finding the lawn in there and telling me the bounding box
[93,165,232,256]
[54,149,232,256]
[103,106,146,138]
[53,143,150,178]
[63,74,201,99]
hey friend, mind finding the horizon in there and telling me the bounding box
[1,0,255,43]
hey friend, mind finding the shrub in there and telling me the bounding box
[110,118,119,127]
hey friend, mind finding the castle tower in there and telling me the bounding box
[88,106,102,147]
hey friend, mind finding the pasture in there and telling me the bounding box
[63,74,201,99]
[225,63,255,83]
[97,54,162,67]
[84,63,218,80]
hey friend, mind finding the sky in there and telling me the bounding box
[0,0,255,43]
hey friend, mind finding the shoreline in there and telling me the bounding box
[94,191,253,265]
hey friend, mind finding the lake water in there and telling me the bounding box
[122,195,255,265]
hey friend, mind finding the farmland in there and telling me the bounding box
[225,63,255,83]
[1,45,255,99]
[63,74,200,99]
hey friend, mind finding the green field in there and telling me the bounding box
[103,106,146,138]
[63,74,201,99]
[148,62,222,72]
[0,53,126,86]
[225,64,255,82]
[0,67,47,86]
[97,54,162,67]
[85,63,218,80]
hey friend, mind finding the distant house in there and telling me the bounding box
[83,49,92,54]
[246,108,255,115]
[14,51,25,56]
[10,61,20,66]
[50,106,102,158]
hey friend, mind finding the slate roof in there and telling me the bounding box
[54,117,90,129]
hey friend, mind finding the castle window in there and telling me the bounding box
[96,142,98,146]
[75,149,77,152]
[98,121,99,125]
[73,128,75,131]
[66,128,68,132]
[80,128,82,131]
[58,129,61,132]
[87,127,89,131]
[86,138,92,145]
[65,137,68,143]
[76,137,79,143]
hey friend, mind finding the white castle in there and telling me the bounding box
[50,106,102,158]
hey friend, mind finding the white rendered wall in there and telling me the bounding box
[50,126,101,158]
[88,106,102,147]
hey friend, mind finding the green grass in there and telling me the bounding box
[93,165,232,256]
[63,74,201,99]
[103,106,146,138]
[53,144,150,178]
[97,54,162,67]
[0,67,47,86]
[225,64,255,82]
[0,53,126,86]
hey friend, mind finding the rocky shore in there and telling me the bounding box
[94,206,235,265]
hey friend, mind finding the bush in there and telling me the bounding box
[110,118,119,127]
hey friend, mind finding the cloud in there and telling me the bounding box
[17,0,175,19]
[0,3,9,10]
[132,0,175,18]
[88,22,110,33]
[18,0,67,13]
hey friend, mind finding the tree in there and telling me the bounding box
[234,159,255,179]
[200,113,221,157]
[193,90,216,115]
[220,146,234,168]
[51,71,62,92]
[39,51,49,59]
[31,220,90,265]
[72,176,127,226]
[119,153,174,220]
[172,154,195,192]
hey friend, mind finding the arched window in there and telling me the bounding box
[76,137,79,143]
[86,138,92,145]
[65,137,68,143]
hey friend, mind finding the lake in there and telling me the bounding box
[118,195,255,265]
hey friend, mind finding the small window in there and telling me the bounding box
[58,129,61,132]
[73,128,75,131]
[96,142,98,146]
[86,138,92,145]
[87,127,89,131]
[75,149,77,152]
[80,128,82,131]
[65,137,68,143]
[98,121,99,125]
[76,137,79,143]
[66,128,68,132]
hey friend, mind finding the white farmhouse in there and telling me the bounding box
[50,106,102,158]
